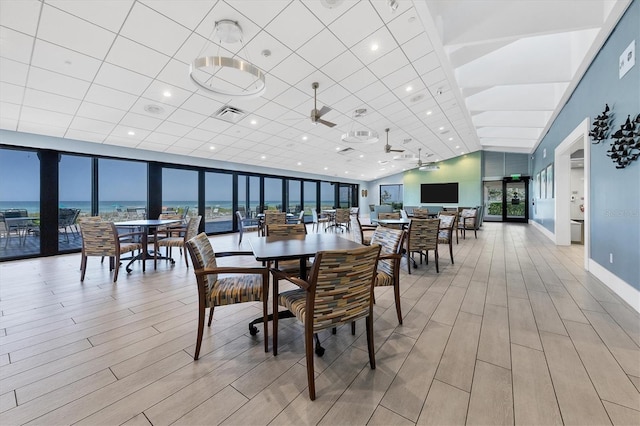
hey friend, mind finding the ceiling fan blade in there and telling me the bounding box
[316,118,336,128]
[390,148,404,152]
[317,105,332,117]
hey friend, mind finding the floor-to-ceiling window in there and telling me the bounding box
[98,158,147,220]
[320,181,335,211]
[205,171,233,233]
[264,177,283,211]
[287,180,301,215]
[303,181,317,215]
[162,167,197,223]
[0,148,40,258]
[59,155,91,251]
[249,176,260,215]
[339,183,355,208]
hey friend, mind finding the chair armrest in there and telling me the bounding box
[270,268,310,290]
[379,253,402,261]
[195,266,267,276]
[361,224,378,230]
[118,231,146,239]
[215,250,256,257]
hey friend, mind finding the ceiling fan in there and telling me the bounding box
[383,128,404,153]
[416,148,438,171]
[309,82,336,127]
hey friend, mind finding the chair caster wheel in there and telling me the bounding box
[170,259,175,264]
[315,346,325,357]
[249,324,259,336]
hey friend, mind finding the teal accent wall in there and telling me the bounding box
[532,0,639,288]
[404,151,482,207]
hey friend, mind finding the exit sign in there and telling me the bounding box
[511,174,521,180]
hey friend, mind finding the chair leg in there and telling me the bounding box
[113,254,120,282]
[262,294,269,353]
[435,248,439,273]
[195,303,206,361]
[305,327,316,400]
[184,245,189,268]
[154,241,158,270]
[366,314,376,369]
[449,241,454,264]
[207,306,214,326]
[394,281,402,325]
[80,255,87,281]
[351,321,356,335]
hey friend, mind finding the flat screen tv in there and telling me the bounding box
[420,183,459,204]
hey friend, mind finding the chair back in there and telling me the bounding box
[264,212,286,226]
[59,208,80,227]
[413,208,430,218]
[185,233,218,299]
[378,212,400,220]
[159,213,181,221]
[334,208,350,224]
[439,210,458,227]
[79,220,118,257]
[437,212,456,240]
[408,218,439,251]
[459,208,477,229]
[400,209,408,219]
[306,244,381,332]
[370,226,404,277]
[350,215,366,245]
[185,215,202,240]
[350,207,360,216]
[266,223,307,237]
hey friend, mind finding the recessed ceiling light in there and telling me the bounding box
[250,119,257,125]
[448,137,453,141]
[163,91,171,97]
[297,162,302,166]
[380,168,386,171]
[144,104,165,115]
[209,146,215,150]
[439,126,445,131]
[408,16,416,23]
[406,86,413,92]
[324,166,328,170]
[302,135,308,140]
[426,110,432,115]
[127,131,135,136]
[261,155,266,159]
[336,147,341,150]
[359,154,364,158]
[345,171,349,174]
[461,151,465,154]
[455,145,460,149]
[371,43,379,51]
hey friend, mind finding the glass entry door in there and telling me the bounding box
[503,177,529,222]
[483,181,503,222]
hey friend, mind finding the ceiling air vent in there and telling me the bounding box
[337,147,356,155]
[212,105,245,123]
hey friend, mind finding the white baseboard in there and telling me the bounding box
[588,260,640,313]
[529,219,555,242]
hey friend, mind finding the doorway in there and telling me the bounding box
[503,177,529,222]
[482,181,503,222]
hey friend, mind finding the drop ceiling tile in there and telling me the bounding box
[387,7,424,45]
[172,32,234,66]
[157,58,199,92]
[120,2,192,56]
[141,80,193,108]
[23,89,80,115]
[328,0,382,48]
[381,65,419,91]
[31,40,102,82]
[422,67,446,87]
[38,4,116,60]
[198,117,234,133]
[94,62,153,96]
[69,116,116,134]
[259,120,289,136]
[106,36,171,78]
[119,112,163,131]
[254,101,291,121]
[18,120,67,137]
[111,124,150,140]
[264,1,324,52]
[195,2,262,54]
[138,0,211,29]
[272,86,309,110]
[166,109,207,127]
[104,136,139,148]
[268,53,316,87]
[27,67,90,100]
[184,128,214,142]
[238,30,293,74]
[367,48,410,80]
[145,132,180,145]
[178,93,224,116]
[130,98,176,120]
[297,29,346,69]
[351,26,397,66]
[76,102,125,124]
[47,0,133,33]
[0,26,34,64]
[65,128,107,143]
[412,51,440,76]
[300,0,360,25]
[84,84,137,111]
[0,58,28,86]
[340,67,377,93]
[0,102,20,120]
[0,0,41,35]
[0,82,24,104]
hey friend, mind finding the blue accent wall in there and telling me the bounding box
[532,0,640,288]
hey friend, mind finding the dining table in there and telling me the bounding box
[249,233,364,354]
[114,218,182,272]
[376,218,412,228]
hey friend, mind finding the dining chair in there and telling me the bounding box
[437,213,456,264]
[271,244,381,400]
[262,211,286,236]
[333,208,350,232]
[458,208,479,239]
[378,212,402,229]
[265,223,311,278]
[370,226,405,324]
[78,219,144,282]
[186,233,269,360]
[406,218,440,274]
[154,215,202,269]
[236,210,259,244]
[311,209,329,233]
[350,215,376,246]
[412,208,430,218]
[438,210,459,243]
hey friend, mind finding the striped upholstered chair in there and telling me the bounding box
[185,233,268,360]
[154,215,201,269]
[78,219,144,282]
[271,246,380,401]
[406,218,440,274]
[437,213,456,264]
[271,244,381,400]
[370,226,406,324]
[350,215,377,246]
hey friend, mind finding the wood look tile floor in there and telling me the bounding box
[1,223,639,425]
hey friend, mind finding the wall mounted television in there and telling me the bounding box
[420,183,459,204]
